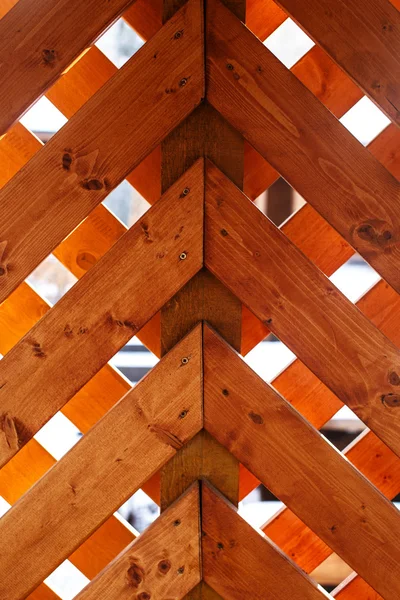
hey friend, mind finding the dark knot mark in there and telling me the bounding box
[174,519,181,527]
[356,223,393,248]
[64,324,73,338]
[248,411,264,425]
[76,251,97,270]
[148,425,183,450]
[81,179,103,191]
[222,389,229,396]
[32,342,46,358]
[140,222,153,243]
[0,267,5,276]
[0,413,31,450]
[329,525,337,533]
[158,560,171,575]
[389,371,400,386]
[137,593,151,600]
[217,542,224,549]
[42,48,57,65]
[126,559,145,588]
[62,152,72,170]
[220,229,228,237]
[177,566,185,574]
[381,393,400,408]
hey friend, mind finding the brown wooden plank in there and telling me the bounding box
[246,0,286,40]
[0,0,203,304]
[0,160,204,468]
[0,0,139,134]
[124,0,163,40]
[75,483,201,600]
[207,0,400,294]
[275,0,400,126]
[201,482,328,600]
[203,325,400,600]
[205,161,400,458]
[0,326,202,599]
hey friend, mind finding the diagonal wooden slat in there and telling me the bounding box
[0,160,204,468]
[0,0,204,305]
[75,483,201,600]
[207,0,400,294]
[201,482,329,600]
[274,0,400,126]
[0,325,202,599]
[203,325,400,600]
[0,0,139,134]
[205,161,400,457]
[28,586,61,600]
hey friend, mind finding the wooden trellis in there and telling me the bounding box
[0,0,400,598]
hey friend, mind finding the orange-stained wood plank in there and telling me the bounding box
[333,572,383,600]
[0,161,204,468]
[0,0,138,134]
[246,0,286,40]
[207,0,400,293]
[0,327,202,599]
[0,0,204,304]
[205,162,400,458]
[124,0,162,39]
[275,0,400,126]
[201,482,327,600]
[203,326,400,600]
[75,484,201,600]
[27,585,61,600]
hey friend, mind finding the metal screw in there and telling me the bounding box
[226,63,234,70]
[181,357,189,365]
[182,187,190,196]
[174,30,183,39]
[179,252,187,260]
[179,78,188,87]
[179,409,188,419]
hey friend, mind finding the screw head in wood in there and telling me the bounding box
[179,78,188,87]
[179,252,187,260]
[181,357,189,365]
[182,187,190,196]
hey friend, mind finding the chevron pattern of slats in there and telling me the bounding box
[0,0,400,598]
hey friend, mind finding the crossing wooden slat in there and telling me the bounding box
[0,0,139,134]
[205,162,400,458]
[0,0,204,305]
[334,572,382,600]
[0,161,204,468]
[124,0,162,40]
[246,0,286,40]
[75,484,201,600]
[204,326,400,600]
[28,585,61,600]
[0,326,202,599]
[207,0,400,294]
[274,0,400,126]
[201,483,328,600]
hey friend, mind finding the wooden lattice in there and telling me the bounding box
[0,0,400,598]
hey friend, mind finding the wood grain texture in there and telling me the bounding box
[203,326,400,600]
[0,0,204,304]
[201,482,328,600]
[334,572,382,600]
[124,0,163,39]
[205,162,400,458]
[0,160,204,467]
[0,0,137,134]
[0,326,202,599]
[275,0,400,126]
[207,0,400,293]
[28,585,61,600]
[75,484,201,600]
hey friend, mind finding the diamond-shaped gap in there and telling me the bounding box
[264,18,315,69]
[44,561,89,600]
[95,18,144,68]
[340,96,391,146]
[330,254,380,303]
[27,254,77,306]
[102,178,150,228]
[20,96,67,138]
[110,335,159,384]
[254,177,306,228]
[119,487,160,532]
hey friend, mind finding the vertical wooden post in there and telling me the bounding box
[160,1,245,597]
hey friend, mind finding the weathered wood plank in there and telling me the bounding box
[0,326,202,599]
[275,0,400,126]
[0,0,138,134]
[205,162,400,458]
[75,484,201,600]
[203,326,400,600]
[0,160,204,467]
[0,0,203,304]
[207,0,400,293]
[201,482,328,600]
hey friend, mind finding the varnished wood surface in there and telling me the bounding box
[275,0,400,126]
[206,162,400,458]
[0,0,137,134]
[202,483,328,600]
[76,484,201,600]
[0,327,202,599]
[207,0,400,293]
[0,0,203,304]
[0,161,204,468]
[204,326,400,600]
